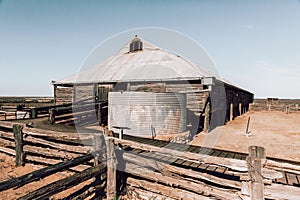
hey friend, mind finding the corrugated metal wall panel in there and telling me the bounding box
[108,92,186,137]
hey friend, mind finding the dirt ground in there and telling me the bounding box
[191,110,300,162]
[1,110,300,199]
[0,154,70,199]
[12,116,77,132]
[0,153,97,199]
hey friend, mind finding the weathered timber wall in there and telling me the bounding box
[127,82,209,135]
[55,86,73,105]
[54,80,254,134]
[49,101,108,126]
[225,87,253,121]
[73,84,95,103]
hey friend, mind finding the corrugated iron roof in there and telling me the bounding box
[54,37,215,84]
[53,37,253,94]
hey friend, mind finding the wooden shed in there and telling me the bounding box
[52,36,253,135]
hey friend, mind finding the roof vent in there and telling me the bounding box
[129,35,143,52]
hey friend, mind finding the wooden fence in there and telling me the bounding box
[109,137,300,200]
[0,121,107,199]
[49,101,108,126]
[30,103,72,118]
[0,103,72,121]
[0,122,300,199]
[0,101,108,127]
[250,99,300,112]
[0,150,107,199]
[0,121,95,168]
[0,108,31,120]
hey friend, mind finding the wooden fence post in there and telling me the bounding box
[230,103,234,121]
[239,103,243,115]
[94,132,105,165]
[285,105,290,114]
[246,117,251,135]
[247,146,265,200]
[105,137,117,200]
[49,109,56,124]
[13,124,25,166]
[31,108,37,118]
[203,100,210,133]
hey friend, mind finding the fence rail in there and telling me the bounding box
[0,122,300,199]
[110,137,300,200]
[250,100,300,112]
[49,101,108,126]
[0,103,72,121]
[30,103,73,118]
[0,150,106,199]
[0,121,94,167]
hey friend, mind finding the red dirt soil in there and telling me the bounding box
[191,110,300,162]
[0,154,69,199]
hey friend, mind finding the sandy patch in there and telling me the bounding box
[191,111,300,161]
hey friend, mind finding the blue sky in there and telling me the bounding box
[0,0,299,98]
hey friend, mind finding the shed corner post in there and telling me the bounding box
[203,95,211,133]
[53,85,57,105]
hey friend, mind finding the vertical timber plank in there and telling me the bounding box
[13,124,25,167]
[106,137,117,200]
[247,146,265,200]
[239,103,243,115]
[54,85,57,104]
[94,132,104,165]
[203,100,210,133]
[230,103,234,121]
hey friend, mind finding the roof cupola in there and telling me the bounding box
[129,35,143,52]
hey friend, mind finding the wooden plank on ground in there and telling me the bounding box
[286,173,299,186]
[206,164,218,172]
[112,137,281,173]
[265,183,300,199]
[210,150,221,157]
[274,171,288,185]
[126,177,212,200]
[197,163,209,171]
[123,151,242,189]
[218,151,228,158]
[214,166,227,174]
[187,146,199,153]
[226,153,235,159]
[125,162,242,200]
[189,161,202,169]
